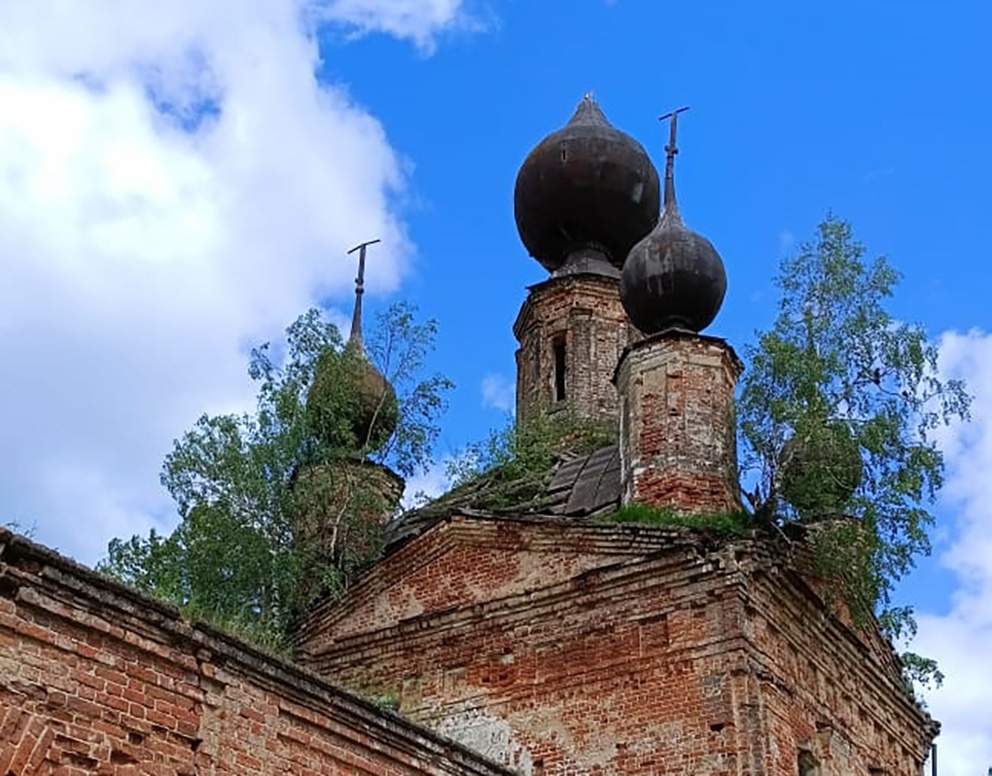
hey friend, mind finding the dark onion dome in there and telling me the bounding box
[620,110,726,334]
[779,420,863,518]
[306,240,399,455]
[514,94,661,274]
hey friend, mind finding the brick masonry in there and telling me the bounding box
[615,329,743,515]
[300,516,934,776]
[0,527,512,776]
[514,273,640,428]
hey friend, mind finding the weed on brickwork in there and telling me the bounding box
[601,503,751,536]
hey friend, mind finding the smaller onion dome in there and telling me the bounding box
[306,241,399,454]
[307,343,398,453]
[779,420,863,518]
[514,94,661,274]
[620,109,726,334]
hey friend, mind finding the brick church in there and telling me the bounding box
[1,97,936,774]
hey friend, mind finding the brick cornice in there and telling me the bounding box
[512,272,622,340]
[300,514,758,646]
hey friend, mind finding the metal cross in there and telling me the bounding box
[659,106,690,156]
[346,239,380,349]
[659,107,689,209]
[347,239,380,296]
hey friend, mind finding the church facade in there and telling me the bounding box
[0,96,936,775]
[295,96,937,776]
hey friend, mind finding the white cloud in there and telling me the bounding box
[481,373,514,412]
[320,0,487,52]
[0,0,476,564]
[912,329,992,775]
[402,456,454,509]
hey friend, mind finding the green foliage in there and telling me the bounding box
[603,503,750,535]
[739,215,970,646]
[444,409,615,511]
[368,689,401,712]
[100,304,450,648]
[306,345,399,455]
[365,305,454,477]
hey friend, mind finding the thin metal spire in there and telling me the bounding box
[659,106,689,216]
[346,239,380,352]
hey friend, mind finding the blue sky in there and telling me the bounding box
[1,1,990,771]
[334,1,992,618]
[326,0,991,460]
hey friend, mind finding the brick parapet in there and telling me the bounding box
[0,527,513,776]
[298,516,741,649]
[303,536,759,670]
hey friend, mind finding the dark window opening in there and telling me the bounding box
[553,336,566,402]
[798,751,819,776]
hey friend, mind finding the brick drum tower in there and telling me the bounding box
[513,95,658,427]
[615,108,741,515]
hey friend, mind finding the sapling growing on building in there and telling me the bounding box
[738,215,969,687]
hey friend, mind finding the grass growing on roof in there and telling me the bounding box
[602,503,751,535]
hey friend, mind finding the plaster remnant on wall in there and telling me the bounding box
[437,705,535,776]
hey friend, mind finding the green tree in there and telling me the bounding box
[738,216,969,660]
[99,303,451,649]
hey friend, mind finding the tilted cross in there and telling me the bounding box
[346,239,380,349]
[658,107,690,209]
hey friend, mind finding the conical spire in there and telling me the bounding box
[568,92,610,127]
[306,239,399,455]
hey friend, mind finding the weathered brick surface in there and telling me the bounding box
[0,528,511,776]
[300,517,934,776]
[514,273,639,427]
[301,518,710,646]
[745,568,933,776]
[615,330,743,515]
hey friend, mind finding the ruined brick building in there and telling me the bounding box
[0,96,937,774]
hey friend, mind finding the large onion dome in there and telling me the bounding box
[620,110,726,334]
[514,94,661,275]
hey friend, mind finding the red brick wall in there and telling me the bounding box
[616,330,743,515]
[304,531,757,775]
[514,274,639,427]
[746,569,934,776]
[0,528,510,776]
[303,520,630,643]
[301,519,707,646]
[301,518,935,776]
